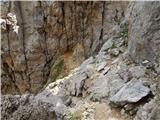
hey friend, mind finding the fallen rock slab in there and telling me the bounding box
[110,80,150,105]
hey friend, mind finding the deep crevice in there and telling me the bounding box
[16,1,31,93]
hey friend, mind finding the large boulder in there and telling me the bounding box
[110,80,150,106]
[89,73,125,102]
[134,97,160,120]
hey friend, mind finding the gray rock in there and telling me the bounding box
[35,90,64,106]
[1,1,127,94]
[89,74,125,101]
[155,66,160,75]
[1,95,58,120]
[84,64,96,78]
[95,52,110,72]
[70,72,88,96]
[100,38,113,52]
[1,88,71,120]
[80,56,95,70]
[117,61,132,82]
[110,80,150,105]
[128,2,160,63]
[129,66,146,78]
[114,37,125,48]
[109,48,120,56]
[96,52,110,63]
[96,62,107,72]
[112,58,120,64]
[134,97,160,120]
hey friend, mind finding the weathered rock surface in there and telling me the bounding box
[1,89,71,120]
[134,97,160,120]
[1,1,127,94]
[129,66,146,79]
[127,1,160,63]
[1,1,160,120]
[89,73,125,102]
[1,95,57,120]
[69,72,87,96]
[110,80,150,105]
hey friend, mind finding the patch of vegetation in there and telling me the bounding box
[48,57,65,83]
[118,22,129,46]
[111,41,117,49]
[70,115,82,120]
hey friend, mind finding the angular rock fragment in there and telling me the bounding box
[96,62,107,72]
[89,74,125,101]
[100,38,113,53]
[110,80,150,105]
[70,72,88,96]
[109,48,120,57]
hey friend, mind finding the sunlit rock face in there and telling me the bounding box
[1,1,127,94]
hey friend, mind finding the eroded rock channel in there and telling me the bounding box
[1,1,160,120]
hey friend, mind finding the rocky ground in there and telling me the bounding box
[1,1,160,120]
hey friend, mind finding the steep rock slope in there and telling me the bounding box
[1,1,127,94]
[1,1,160,120]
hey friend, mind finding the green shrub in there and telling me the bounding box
[111,41,117,49]
[118,23,128,46]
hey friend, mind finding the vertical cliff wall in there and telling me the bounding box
[1,1,127,94]
[127,2,160,63]
[1,1,160,120]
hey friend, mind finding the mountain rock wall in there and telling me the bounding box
[1,1,160,120]
[1,1,127,94]
[127,2,160,63]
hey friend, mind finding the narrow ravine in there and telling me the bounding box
[1,1,160,120]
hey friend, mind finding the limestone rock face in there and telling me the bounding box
[1,1,160,120]
[128,1,160,63]
[1,1,127,94]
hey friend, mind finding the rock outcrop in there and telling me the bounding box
[110,80,150,105]
[1,1,127,94]
[127,2,160,63]
[1,94,68,120]
[1,1,160,120]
